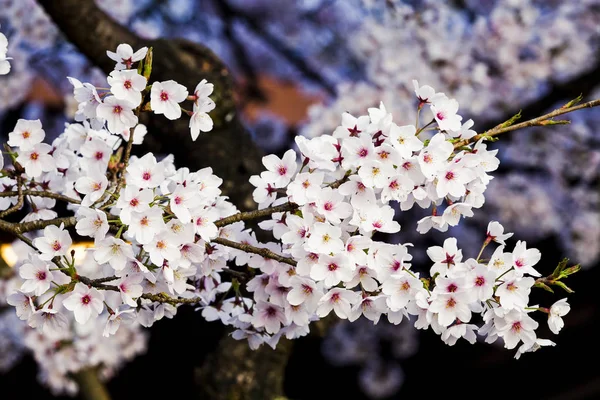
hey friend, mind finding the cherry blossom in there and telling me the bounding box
[107,69,147,106]
[548,298,570,335]
[32,224,73,261]
[96,96,138,134]
[7,119,45,150]
[62,283,105,324]
[107,43,148,70]
[150,80,188,120]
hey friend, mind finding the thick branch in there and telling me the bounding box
[215,202,298,228]
[71,367,111,400]
[212,237,297,266]
[0,216,76,235]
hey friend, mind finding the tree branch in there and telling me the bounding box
[215,202,298,228]
[0,190,81,204]
[456,99,600,149]
[212,237,297,266]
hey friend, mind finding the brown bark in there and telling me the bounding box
[195,336,293,400]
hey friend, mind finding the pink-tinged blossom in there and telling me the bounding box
[304,222,344,255]
[388,124,423,158]
[96,96,138,134]
[190,98,215,140]
[103,308,136,337]
[144,232,181,266]
[79,137,112,175]
[126,153,165,189]
[467,263,496,301]
[381,174,414,203]
[115,185,153,224]
[169,184,203,222]
[512,241,542,277]
[74,174,108,207]
[62,282,105,324]
[548,298,570,334]
[19,256,54,296]
[341,134,375,169]
[316,288,361,319]
[311,253,355,287]
[315,187,352,224]
[436,163,476,198]
[7,119,45,150]
[32,224,73,261]
[128,206,166,245]
[16,143,56,178]
[486,221,514,245]
[427,237,464,278]
[359,204,401,234]
[94,237,135,271]
[381,271,422,311]
[28,308,69,336]
[413,80,445,107]
[261,149,298,188]
[7,292,35,320]
[358,160,394,188]
[75,207,109,241]
[107,44,148,70]
[287,276,322,310]
[431,97,462,131]
[150,80,188,120]
[118,274,144,307]
[286,172,324,205]
[429,291,472,327]
[496,271,535,310]
[192,208,219,241]
[346,266,379,292]
[253,301,287,334]
[107,69,147,107]
[332,112,369,139]
[280,213,311,248]
[249,174,278,208]
[67,77,102,119]
[496,309,539,350]
[349,296,387,323]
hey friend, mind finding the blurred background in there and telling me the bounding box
[0,0,599,399]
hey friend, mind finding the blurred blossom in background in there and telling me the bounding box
[0,0,599,398]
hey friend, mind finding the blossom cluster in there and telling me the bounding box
[0,43,578,394]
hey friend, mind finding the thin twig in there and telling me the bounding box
[215,202,298,228]
[455,99,600,149]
